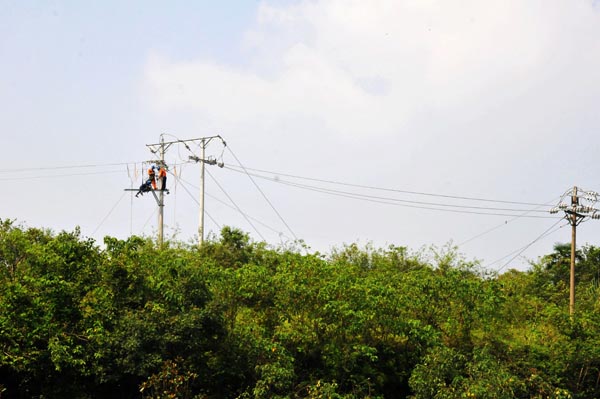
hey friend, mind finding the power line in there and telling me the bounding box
[174,174,221,230]
[141,207,158,233]
[458,197,561,246]
[177,175,291,239]
[0,161,193,178]
[239,169,552,213]
[226,148,298,240]
[487,219,566,273]
[205,168,266,241]
[224,167,558,219]
[0,161,142,173]
[225,164,549,207]
[92,191,128,235]
[0,170,124,181]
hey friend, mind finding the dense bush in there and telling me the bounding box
[0,220,599,398]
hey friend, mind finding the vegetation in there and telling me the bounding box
[1,220,600,398]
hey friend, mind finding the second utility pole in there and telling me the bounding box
[188,135,225,248]
[198,138,206,247]
[569,186,578,316]
[551,186,600,316]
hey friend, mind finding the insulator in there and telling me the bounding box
[549,207,559,214]
[592,212,600,220]
[558,203,568,210]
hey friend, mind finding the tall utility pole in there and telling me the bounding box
[188,136,225,248]
[199,139,205,247]
[550,186,600,316]
[146,135,174,247]
[569,187,577,317]
[158,136,166,246]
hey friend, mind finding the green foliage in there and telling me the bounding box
[140,358,199,399]
[2,222,600,398]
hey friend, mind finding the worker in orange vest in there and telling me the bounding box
[148,165,157,190]
[158,166,168,192]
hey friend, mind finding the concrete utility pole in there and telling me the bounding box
[158,136,166,246]
[188,136,225,248]
[145,135,175,247]
[550,186,600,316]
[569,187,577,317]
[198,139,206,247]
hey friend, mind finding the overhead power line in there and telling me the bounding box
[205,168,266,241]
[226,148,298,240]
[487,219,566,273]
[177,175,290,239]
[458,196,561,246]
[0,161,143,173]
[225,164,549,207]
[0,161,193,179]
[174,173,221,230]
[0,170,124,181]
[92,191,128,235]
[223,166,558,219]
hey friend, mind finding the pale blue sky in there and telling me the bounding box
[1,1,600,271]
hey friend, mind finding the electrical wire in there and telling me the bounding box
[92,191,128,235]
[226,148,298,239]
[172,163,184,224]
[457,196,561,246]
[225,164,549,207]
[205,168,266,241]
[233,169,552,214]
[0,160,192,178]
[0,161,144,173]
[0,170,124,181]
[224,167,558,219]
[177,175,291,239]
[173,173,221,230]
[206,191,290,239]
[487,219,567,273]
[141,207,158,233]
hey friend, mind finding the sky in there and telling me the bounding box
[1,0,600,271]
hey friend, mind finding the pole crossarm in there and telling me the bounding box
[189,155,225,168]
[550,187,600,223]
[146,135,224,149]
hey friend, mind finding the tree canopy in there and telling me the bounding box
[0,220,599,398]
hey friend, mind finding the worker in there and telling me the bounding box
[158,165,168,192]
[135,179,152,197]
[148,165,157,190]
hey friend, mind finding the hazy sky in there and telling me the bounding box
[2,0,600,271]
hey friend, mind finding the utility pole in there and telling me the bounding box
[569,186,577,317]
[145,135,175,247]
[198,139,206,247]
[550,186,600,316]
[157,136,166,246]
[188,136,225,248]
